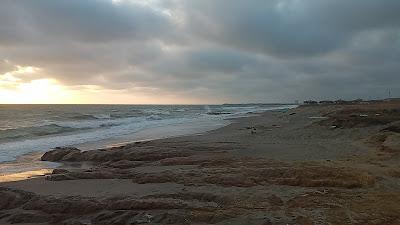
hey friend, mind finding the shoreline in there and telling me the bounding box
[1,102,400,224]
[0,152,60,182]
[0,108,291,182]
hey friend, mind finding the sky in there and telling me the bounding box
[0,0,399,104]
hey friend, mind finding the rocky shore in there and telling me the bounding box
[1,101,400,225]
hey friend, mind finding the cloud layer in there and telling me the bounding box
[1,0,399,103]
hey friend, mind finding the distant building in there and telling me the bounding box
[319,100,334,105]
[304,100,318,105]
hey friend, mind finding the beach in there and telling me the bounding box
[1,101,400,225]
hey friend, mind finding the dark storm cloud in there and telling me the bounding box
[145,47,260,79]
[0,0,399,102]
[179,0,400,57]
[2,0,174,44]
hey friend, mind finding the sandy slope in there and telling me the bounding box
[1,102,400,225]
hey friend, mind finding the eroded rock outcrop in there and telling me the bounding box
[44,155,376,189]
[41,147,82,162]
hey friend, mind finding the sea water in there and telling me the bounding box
[0,104,295,164]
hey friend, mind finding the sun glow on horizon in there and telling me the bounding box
[0,66,77,104]
[0,79,77,104]
[0,65,212,104]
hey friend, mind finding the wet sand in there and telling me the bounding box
[0,152,59,182]
[1,102,400,225]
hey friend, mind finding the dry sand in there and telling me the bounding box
[1,102,400,225]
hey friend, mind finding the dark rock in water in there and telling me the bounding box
[206,112,231,115]
[41,147,81,162]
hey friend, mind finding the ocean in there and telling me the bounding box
[0,104,295,164]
